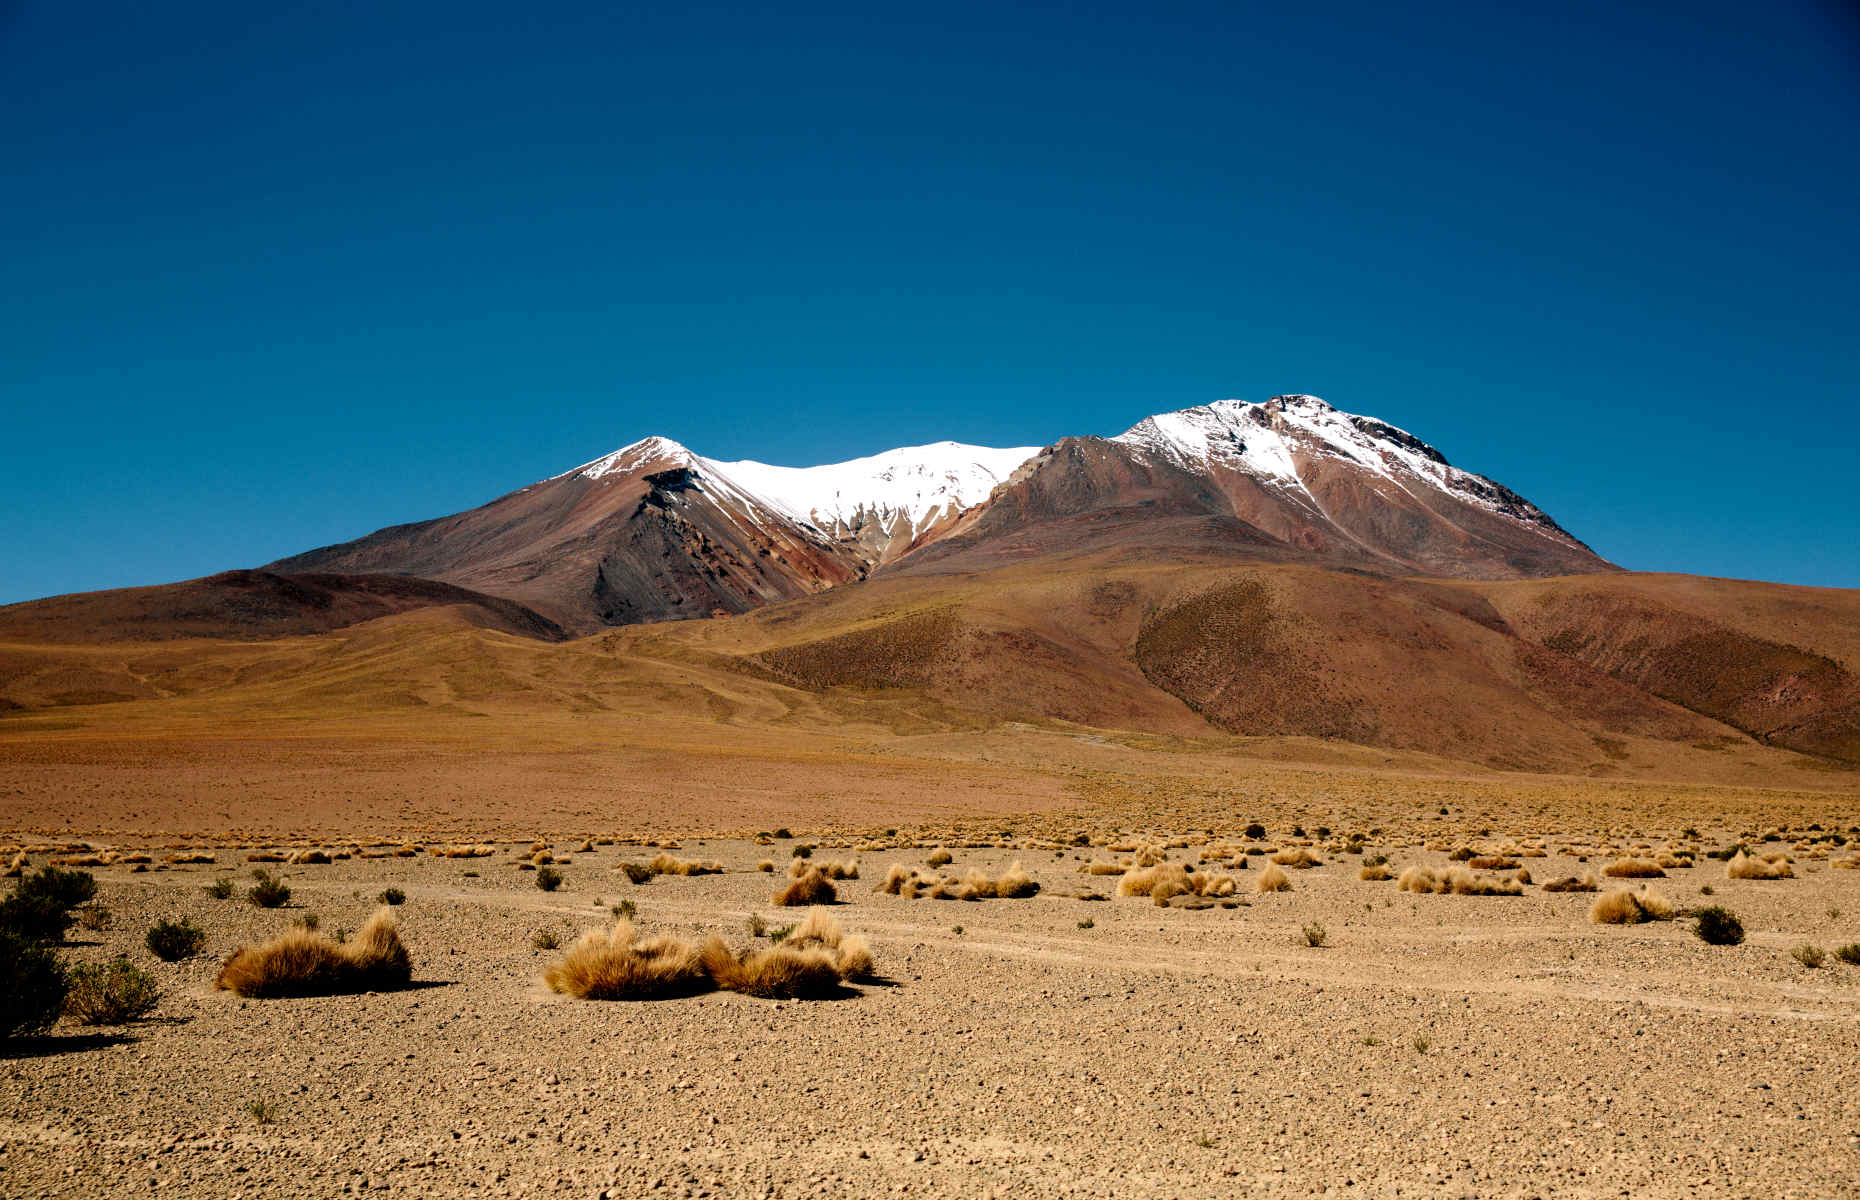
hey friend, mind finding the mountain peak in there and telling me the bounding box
[564,435,696,482]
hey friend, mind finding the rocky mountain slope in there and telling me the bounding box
[267,396,1609,632]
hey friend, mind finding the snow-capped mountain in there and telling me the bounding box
[269,396,1610,632]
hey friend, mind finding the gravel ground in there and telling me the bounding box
[5,840,1859,1198]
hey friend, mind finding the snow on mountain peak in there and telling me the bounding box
[702,441,1040,535]
[566,435,695,481]
[1112,394,1570,535]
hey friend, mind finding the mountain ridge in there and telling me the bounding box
[267,394,1613,633]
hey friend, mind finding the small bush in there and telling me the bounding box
[542,923,709,1000]
[1834,943,1860,967]
[1302,922,1328,948]
[535,866,563,892]
[773,868,836,907]
[215,908,412,998]
[76,905,113,932]
[206,878,235,900]
[247,870,291,909]
[1692,906,1744,946]
[700,909,872,998]
[1791,943,1825,969]
[531,928,562,951]
[1244,823,1266,840]
[1589,887,1676,925]
[926,849,953,868]
[0,893,77,943]
[746,913,768,937]
[612,899,637,921]
[1078,917,1095,929]
[65,958,161,1025]
[146,918,207,961]
[1604,858,1666,879]
[1256,864,1292,893]
[0,931,69,1039]
[618,862,653,885]
[17,866,97,910]
[378,887,406,906]
[245,1099,279,1125]
[1725,851,1792,880]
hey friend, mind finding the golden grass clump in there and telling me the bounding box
[757,859,775,872]
[793,857,858,880]
[649,853,725,877]
[1256,863,1292,893]
[1831,855,1860,871]
[699,908,872,998]
[166,852,216,864]
[926,848,953,868]
[288,848,332,865]
[1725,851,1793,880]
[542,923,708,1000]
[1269,848,1322,868]
[1589,887,1676,924]
[215,908,412,998]
[1602,858,1665,878]
[3,851,25,877]
[773,868,837,907]
[1543,874,1599,893]
[1397,866,1522,896]
[1359,863,1391,881]
[1082,861,1128,876]
[432,844,495,859]
[1467,856,1520,870]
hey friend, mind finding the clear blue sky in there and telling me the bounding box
[3,1,1856,604]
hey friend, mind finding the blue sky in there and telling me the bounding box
[3,0,1856,604]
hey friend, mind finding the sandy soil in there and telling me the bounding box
[5,837,1858,1198]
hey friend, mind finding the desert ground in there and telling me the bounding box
[4,812,1859,1198]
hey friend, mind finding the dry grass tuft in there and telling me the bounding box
[1589,887,1676,924]
[1725,851,1793,880]
[1603,858,1665,878]
[1359,863,1391,881]
[1269,848,1322,868]
[699,908,873,998]
[287,849,332,865]
[1467,856,1520,870]
[773,868,837,907]
[1397,866,1522,896]
[1256,863,1292,893]
[542,923,709,1000]
[792,857,858,881]
[215,908,412,998]
[648,853,724,877]
[1542,874,1599,893]
[1082,861,1127,876]
[926,849,953,868]
[165,852,216,865]
[432,844,495,859]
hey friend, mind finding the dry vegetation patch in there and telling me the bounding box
[1589,887,1677,924]
[1725,851,1793,880]
[774,868,837,907]
[215,908,412,998]
[1396,866,1522,896]
[542,923,709,1000]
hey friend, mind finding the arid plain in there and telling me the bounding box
[4,593,1860,1197]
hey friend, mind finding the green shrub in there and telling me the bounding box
[206,878,235,900]
[18,867,97,909]
[535,866,563,892]
[0,893,77,944]
[247,870,290,908]
[1791,943,1825,969]
[65,959,161,1025]
[146,918,207,962]
[0,931,69,1039]
[1693,906,1744,946]
[378,887,406,906]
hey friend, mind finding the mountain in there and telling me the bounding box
[902,395,1609,580]
[267,395,1606,632]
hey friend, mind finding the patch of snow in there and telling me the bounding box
[701,441,1040,535]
